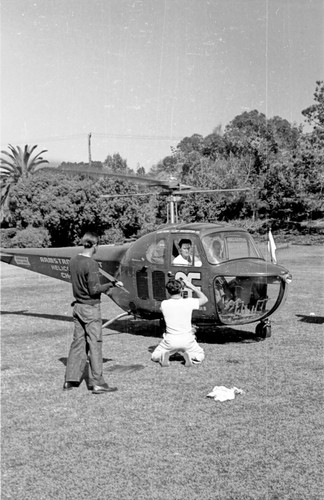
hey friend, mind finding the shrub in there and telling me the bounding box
[10,227,51,248]
[101,227,125,244]
[0,228,18,248]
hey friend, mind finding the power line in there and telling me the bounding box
[94,133,183,141]
[1,132,184,148]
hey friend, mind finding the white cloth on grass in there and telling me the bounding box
[207,386,244,402]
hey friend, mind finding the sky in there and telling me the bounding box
[1,0,323,171]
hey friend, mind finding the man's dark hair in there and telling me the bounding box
[165,279,182,295]
[179,239,191,248]
[81,232,99,248]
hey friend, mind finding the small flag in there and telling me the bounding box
[268,229,277,264]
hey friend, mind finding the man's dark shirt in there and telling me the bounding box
[69,254,112,305]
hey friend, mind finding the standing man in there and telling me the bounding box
[151,278,208,366]
[64,232,122,394]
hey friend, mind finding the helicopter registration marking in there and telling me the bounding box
[39,256,70,279]
[40,257,69,265]
[175,271,201,295]
[175,271,201,282]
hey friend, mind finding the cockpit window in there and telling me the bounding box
[146,239,166,264]
[202,232,261,263]
[226,235,260,259]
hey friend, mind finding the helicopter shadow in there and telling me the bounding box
[1,309,262,344]
[296,314,324,324]
[0,309,128,335]
[122,318,261,345]
[147,326,263,362]
[1,309,74,323]
[196,327,264,345]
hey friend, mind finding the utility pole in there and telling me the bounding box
[88,132,92,167]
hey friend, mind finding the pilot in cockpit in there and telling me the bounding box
[173,239,202,267]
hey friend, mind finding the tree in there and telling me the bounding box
[224,110,276,166]
[176,134,204,155]
[201,132,226,161]
[103,153,134,174]
[267,116,301,151]
[302,81,324,129]
[0,144,49,221]
[136,165,146,176]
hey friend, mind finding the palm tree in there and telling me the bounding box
[0,144,49,221]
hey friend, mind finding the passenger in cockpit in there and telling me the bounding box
[147,239,166,264]
[207,239,224,263]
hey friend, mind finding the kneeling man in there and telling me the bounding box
[151,278,208,366]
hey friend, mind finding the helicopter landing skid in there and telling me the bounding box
[255,319,271,339]
[102,311,132,329]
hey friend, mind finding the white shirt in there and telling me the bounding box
[161,297,200,335]
[173,254,191,265]
[172,255,202,267]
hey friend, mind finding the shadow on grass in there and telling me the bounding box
[59,357,113,367]
[111,318,263,344]
[1,309,74,322]
[197,327,263,344]
[296,314,324,324]
[106,364,145,373]
[58,357,145,388]
[132,323,261,344]
[1,309,262,344]
[59,358,145,391]
[145,328,262,348]
[0,309,131,334]
[147,349,195,366]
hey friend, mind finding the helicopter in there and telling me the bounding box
[0,169,292,339]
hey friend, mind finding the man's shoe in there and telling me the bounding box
[92,384,118,394]
[63,381,79,391]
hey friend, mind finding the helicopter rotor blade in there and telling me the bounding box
[100,192,159,199]
[58,166,193,190]
[59,166,250,197]
[100,188,249,199]
[172,188,251,195]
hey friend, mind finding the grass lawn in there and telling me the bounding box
[1,245,323,499]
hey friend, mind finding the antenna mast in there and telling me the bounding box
[168,195,180,224]
[88,132,92,167]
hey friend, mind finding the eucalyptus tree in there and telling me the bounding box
[0,144,49,221]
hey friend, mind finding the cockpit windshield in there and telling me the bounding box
[202,232,262,263]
